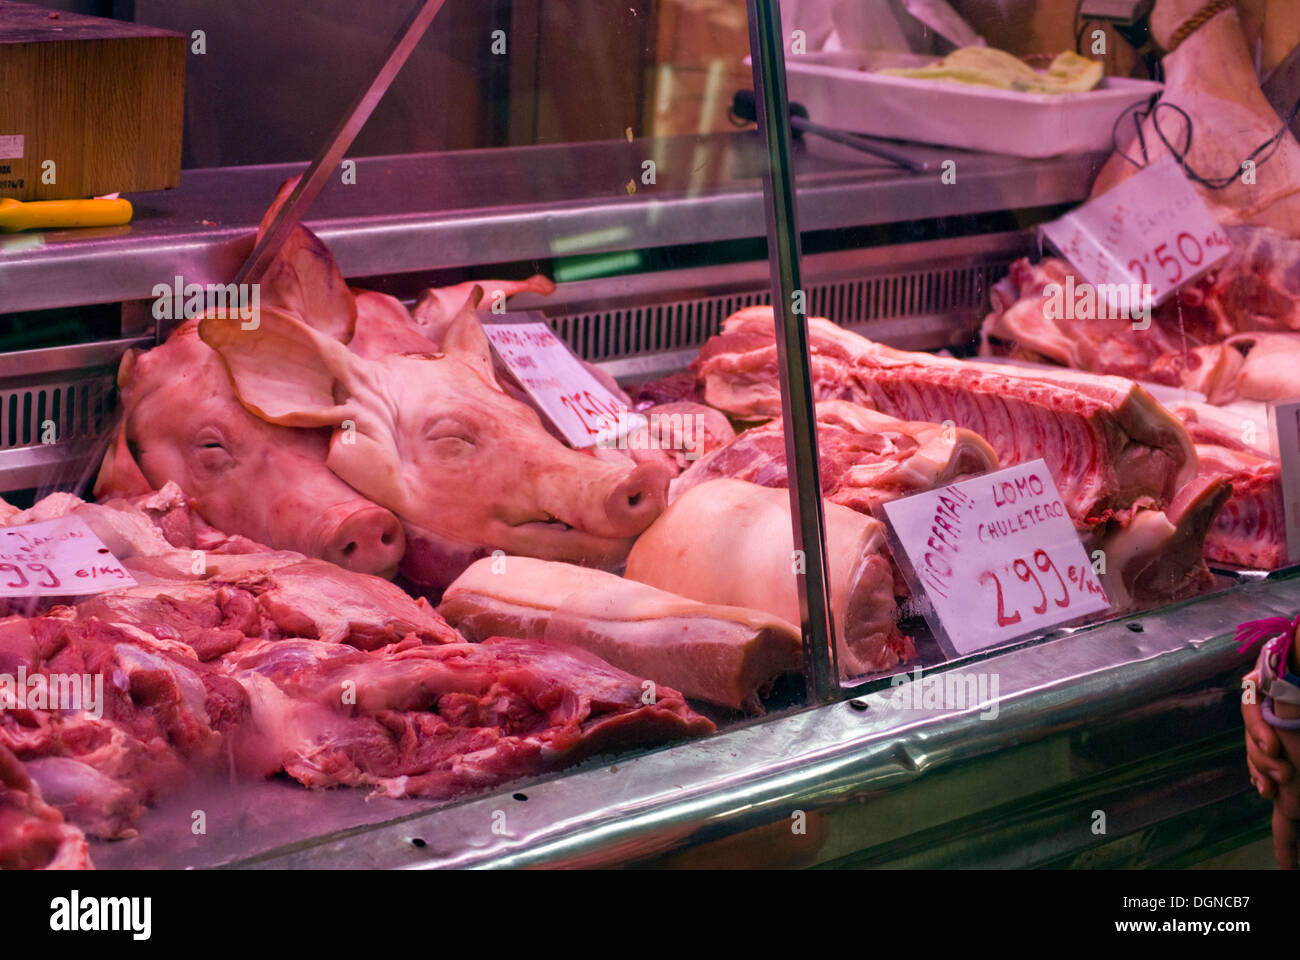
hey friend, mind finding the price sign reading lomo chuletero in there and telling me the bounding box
[880,460,1110,657]
[0,516,136,598]
[483,312,644,449]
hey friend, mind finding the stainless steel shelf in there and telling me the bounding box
[0,134,1103,314]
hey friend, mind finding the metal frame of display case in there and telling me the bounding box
[747,0,838,703]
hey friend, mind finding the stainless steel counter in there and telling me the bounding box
[0,134,1103,314]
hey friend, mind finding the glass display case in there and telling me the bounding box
[0,0,1291,870]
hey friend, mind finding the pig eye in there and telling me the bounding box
[424,419,475,456]
[430,436,473,459]
[192,431,234,473]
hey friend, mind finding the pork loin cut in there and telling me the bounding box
[626,478,911,678]
[695,308,1197,530]
[671,399,999,513]
[439,556,803,712]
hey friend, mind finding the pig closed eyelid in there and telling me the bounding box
[424,419,475,444]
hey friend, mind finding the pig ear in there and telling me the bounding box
[93,415,154,500]
[94,350,153,499]
[199,306,362,428]
[441,286,504,392]
[254,176,356,342]
[412,274,556,345]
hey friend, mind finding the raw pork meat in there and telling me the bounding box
[695,308,1197,529]
[1171,403,1287,569]
[95,321,408,578]
[439,556,802,712]
[0,744,91,870]
[670,400,999,513]
[0,614,250,841]
[626,479,912,677]
[201,299,671,593]
[226,634,714,798]
[981,234,1300,403]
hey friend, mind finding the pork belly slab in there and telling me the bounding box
[440,556,803,712]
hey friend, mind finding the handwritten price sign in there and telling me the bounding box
[1040,158,1229,309]
[483,314,644,449]
[0,516,136,598]
[879,459,1109,657]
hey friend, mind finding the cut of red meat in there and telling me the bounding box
[628,370,705,409]
[980,228,1300,404]
[0,744,91,870]
[695,308,1197,531]
[671,400,999,514]
[237,559,462,649]
[0,614,250,840]
[24,756,144,841]
[1170,404,1287,569]
[226,635,714,798]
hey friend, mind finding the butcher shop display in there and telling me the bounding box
[4,0,1300,876]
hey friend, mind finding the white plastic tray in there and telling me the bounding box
[777,51,1163,159]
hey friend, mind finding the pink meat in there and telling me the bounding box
[0,744,91,870]
[1172,407,1287,569]
[694,309,1196,530]
[227,635,714,799]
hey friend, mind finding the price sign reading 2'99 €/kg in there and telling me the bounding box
[879,459,1110,658]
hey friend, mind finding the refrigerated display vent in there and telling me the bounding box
[0,378,115,450]
[544,261,1005,363]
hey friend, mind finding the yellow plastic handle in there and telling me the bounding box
[0,197,134,232]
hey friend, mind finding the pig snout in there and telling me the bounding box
[603,462,670,536]
[322,506,406,576]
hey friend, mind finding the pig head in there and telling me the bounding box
[94,321,406,577]
[199,300,670,593]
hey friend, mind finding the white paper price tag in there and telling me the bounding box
[880,459,1110,657]
[0,516,136,597]
[1040,158,1230,313]
[1270,398,1300,566]
[483,314,643,449]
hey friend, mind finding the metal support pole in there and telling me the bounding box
[745,0,839,702]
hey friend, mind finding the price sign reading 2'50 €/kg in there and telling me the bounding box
[1039,157,1230,311]
[879,459,1110,657]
